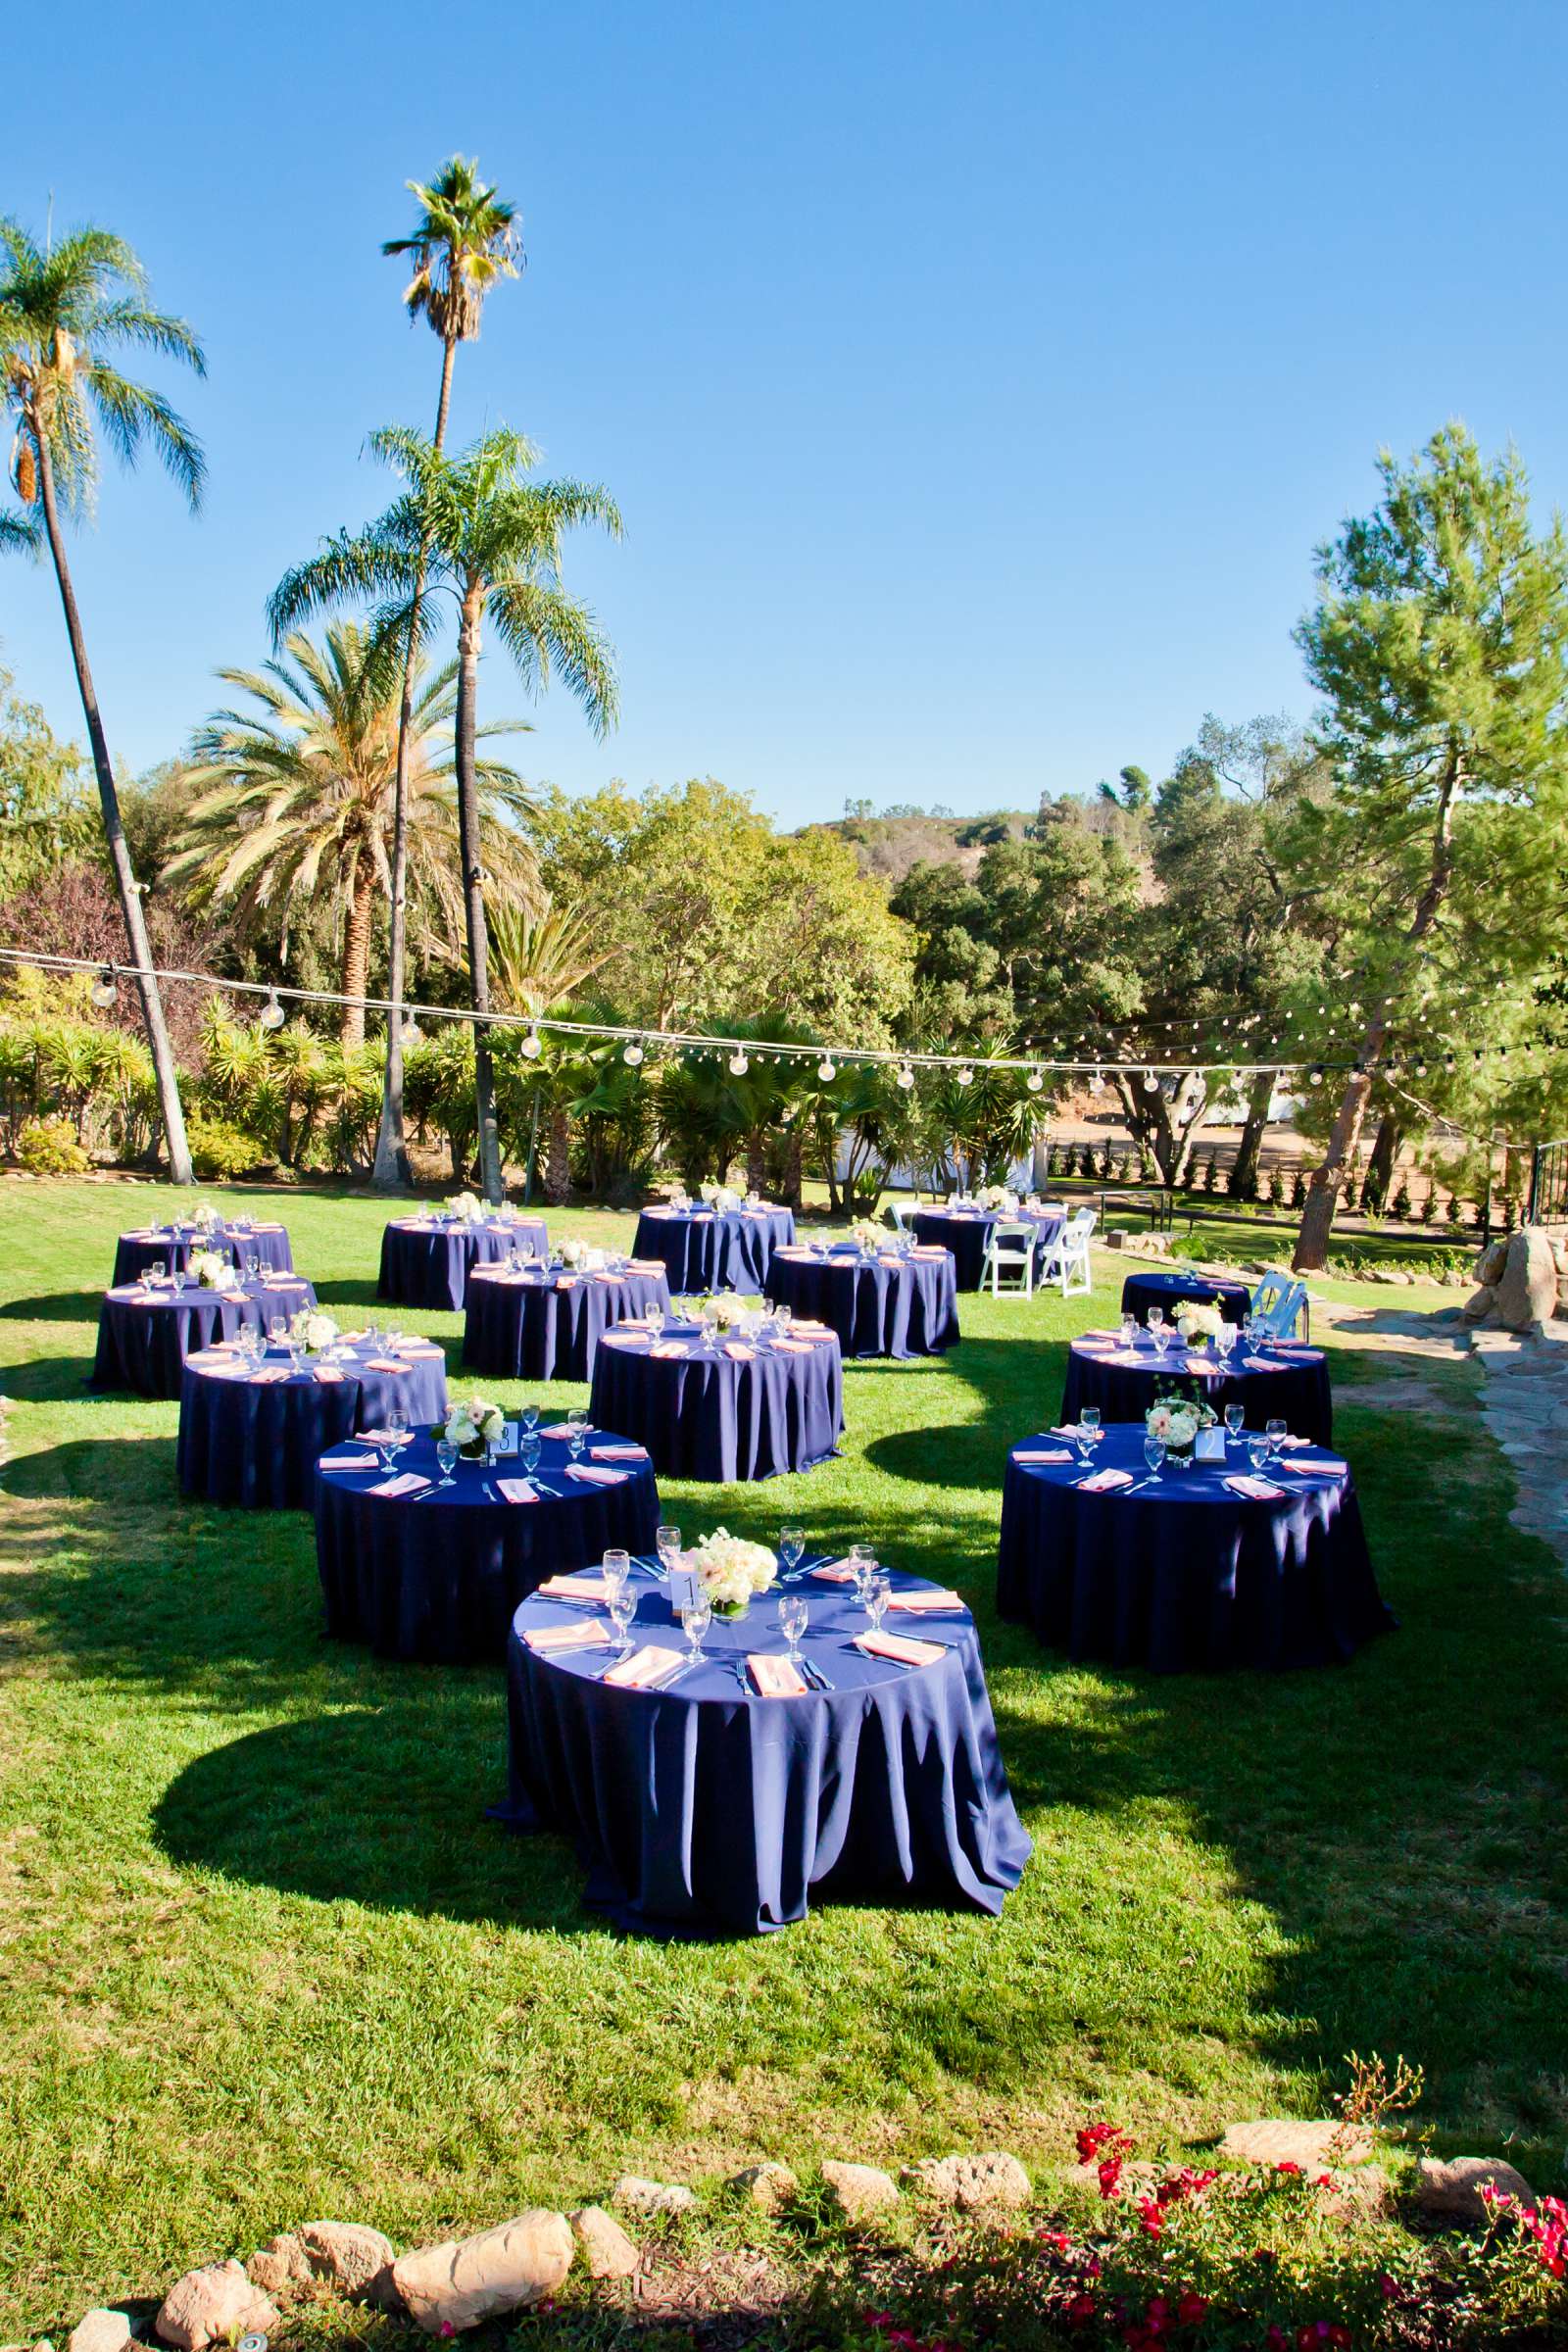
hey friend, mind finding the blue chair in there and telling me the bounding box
[1250,1267,1309,1340]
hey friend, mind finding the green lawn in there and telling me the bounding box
[0,1180,1563,2336]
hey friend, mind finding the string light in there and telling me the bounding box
[259,991,285,1031]
[400,1016,422,1049]
[1026,1070,1044,1094]
[728,1049,750,1075]
[520,1026,542,1060]
[817,1056,837,1082]
[622,1038,644,1065]
[90,966,118,1008]
[896,1063,914,1090]
[956,1065,974,1087]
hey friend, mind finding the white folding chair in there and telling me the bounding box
[983,1218,1037,1298]
[886,1199,912,1236]
[1041,1206,1096,1298]
[1250,1267,1309,1340]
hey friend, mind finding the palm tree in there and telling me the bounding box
[164,622,537,1044]
[374,157,521,1192]
[0,215,203,1181]
[482,904,612,1203]
[269,424,619,1202]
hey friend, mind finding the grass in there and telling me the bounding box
[0,1178,1564,2337]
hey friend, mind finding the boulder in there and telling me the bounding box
[726,2161,799,2216]
[609,2176,695,2218]
[1493,1229,1560,1331]
[1414,2155,1534,2228]
[1218,2119,1372,2169]
[1476,1239,1510,1285]
[246,2234,312,2296]
[1461,1285,1497,1325]
[67,2316,133,2352]
[904,2152,1031,2211]
[568,2206,641,2278]
[820,2160,901,2221]
[155,2261,279,2351]
[392,2212,573,2335]
[299,2220,399,2305]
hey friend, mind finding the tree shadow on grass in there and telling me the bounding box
[858,1335,1071,1491]
[0,1352,102,1402]
[0,1288,105,1324]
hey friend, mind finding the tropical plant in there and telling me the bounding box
[269,423,620,1203]
[0,212,204,1179]
[164,622,534,1044]
[375,156,521,1191]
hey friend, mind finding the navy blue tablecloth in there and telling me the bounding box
[997,1424,1393,1672]
[588,1319,842,1482]
[178,1337,451,1509]
[315,1425,660,1663]
[631,1204,796,1294]
[766,1246,960,1357]
[112,1219,294,1287]
[497,1557,1032,1936]
[90,1273,318,1399]
[909,1206,1066,1290]
[463,1262,672,1382]
[1119,1268,1253,1326]
[1060,1332,1333,1446]
[377,1215,550,1310]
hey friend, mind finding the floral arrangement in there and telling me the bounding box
[656,1178,690,1206]
[559,1238,589,1270]
[683,1526,777,1615]
[1146,1390,1218,1457]
[289,1307,339,1356]
[439,1395,508,1457]
[188,1248,232,1291]
[851,1217,885,1252]
[707,1293,745,1329]
[444,1191,487,1224]
[698,1179,743,1214]
[976,1183,1017,1212]
[190,1200,220,1233]
[1174,1298,1227,1344]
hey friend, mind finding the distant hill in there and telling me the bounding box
[803,796,1134,885]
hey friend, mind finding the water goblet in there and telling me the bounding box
[518,1242,535,1269]
[566,1407,588,1460]
[1265,1417,1287,1456]
[848,1543,876,1602]
[1247,1436,1270,1475]
[865,1573,892,1635]
[172,1269,187,1296]
[150,1258,167,1288]
[1143,1434,1167,1481]
[1147,1305,1164,1335]
[779,1593,808,1662]
[1151,1323,1171,1360]
[435,1438,459,1488]
[1223,1403,1245,1446]
[1080,1406,1101,1437]
[609,1585,637,1652]
[680,1592,711,1659]
[387,1407,410,1468]
[1120,1313,1138,1348]
[519,1400,540,1434]
[519,1432,541,1475]
[508,1246,521,1274]
[1215,1320,1237,1361]
[646,1305,665,1342]
[603,1548,630,1602]
[656,1523,682,1579]
[775,1304,793,1337]
[779,1525,806,1580]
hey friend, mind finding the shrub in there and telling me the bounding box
[15,1113,89,1175]
[1255,1169,1273,1206]
[185,1114,261,1182]
[1390,1181,1412,1220]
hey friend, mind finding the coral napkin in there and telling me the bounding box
[1077,1468,1135,1493]
[368,1471,430,1499]
[364,1358,409,1375]
[1013,1448,1074,1464]
[808,1559,858,1583]
[393,1343,443,1359]
[249,1366,291,1385]
[590,1445,646,1461]
[564,1463,626,1487]
[910,1248,949,1259]
[722,1342,758,1360]
[1278,1457,1347,1477]
[748,1653,808,1696]
[319,1452,377,1473]
[536,1573,610,1600]
[312,1364,344,1384]
[1224,1473,1286,1501]
[886,1589,964,1613]
[789,1319,832,1334]
[772,1339,813,1354]
[604,1643,686,1689]
[525,1620,612,1655]
[497,1478,540,1503]
[650,1342,690,1358]
[855,1630,946,1670]
[1242,1356,1284,1372]
[628,1259,667,1275]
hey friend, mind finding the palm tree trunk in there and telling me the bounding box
[1229,1068,1275,1199]
[545,1104,572,1204]
[32,433,192,1184]
[372,336,460,1194]
[339,853,375,1048]
[455,586,503,1203]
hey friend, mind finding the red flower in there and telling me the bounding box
[1137,2195,1165,2237]
[1157,2167,1219,2207]
[1177,2292,1210,2326]
[1038,2229,1073,2254]
[1066,2292,1098,2326]
[1328,2328,1352,2349]
[1315,2173,1335,2189]
[1078,2121,1131,2162]
[1266,2329,1289,2352]
[1378,2276,1400,2303]
[1099,2154,1126,2197]
[1276,2160,1303,2177]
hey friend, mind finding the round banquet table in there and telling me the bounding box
[996,1424,1393,1673]
[314,1423,660,1663]
[766,1244,960,1358]
[630,1203,796,1295]
[90,1272,318,1400]
[1060,1329,1332,1446]
[463,1260,672,1382]
[909,1205,1066,1291]
[112,1218,294,1287]
[495,1556,1033,1936]
[588,1317,843,1482]
[177,1333,451,1509]
[1119,1268,1253,1327]
[377,1215,550,1311]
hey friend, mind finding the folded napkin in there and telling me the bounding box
[368,1471,430,1499]
[339,1329,369,1344]
[249,1365,292,1385]
[887,1588,964,1614]
[254,1222,284,1232]
[564,1463,626,1487]
[629,1260,667,1275]
[910,1248,950,1259]
[313,1363,345,1384]
[590,1445,647,1461]
[650,1342,691,1359]
[688,1211,714,1221]
[319,1451,377,1472]
[748,1652,808,1697]
[1278,1456,1347,1477]
[1242,1356,1285,1372]
[722,1341,758,1360]
[536,1573,611,1600]
[855,1629,946,1670]
[496,1477,539,1504]
[261,1277,301,1290]
[1081,1330,1119,1341]
[772,1338,814,1354]
[556,1275,579,1290]
[525,1619,612,1656]
[603,1642,686,1690]
[789,1319,832,1334]
[1077,1467,1135,1493]
[1274,1433,1312,1448]
[393,1343,444,1359]
[1224,1473,1286,1501]
[876,1254,905,1268]
[364,1358,409,1375]
[808,1559,858,1583]
[357,1426,400,1444]
[1014,1448,1074,1465]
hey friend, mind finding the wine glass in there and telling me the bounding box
[1216,1320,1237,1362]
[244,1252,260,1284]
[1080,1406,1101,1438]
[647,1305,665,1342]
[848,1543,876,1603]
[656,1524,682,1579]
[1143,1434,1166,1481]
[150,1257,167,1288]
[1120,1313,1138,1348]
[566,1407,588,1460]
[172,1269,187,1297]
[1265,1417,1287,1457]
[1147,1305,1164,1335]
[435,1438,458,1488]
[1152,1323,1171,1360]
[779,1526,806,1580]
[775,1304,793,1337]
[1246,1434,1270,1475]
[507,1245,520,1274]
[1223,1403,1245,1447]
[603,1548,630,1602]
[779,1593,808,1661]
[609,1586,637,1652]
[269,1315,287,1349]
[520,1432,541,1475]
[680,1592,711,1658]
[519,1400,540,1433]
[518,1241,535,1270]
[864,1574,892,1635]
[388,1406,409,1459]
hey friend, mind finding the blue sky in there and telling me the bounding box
[3,0,1565,825]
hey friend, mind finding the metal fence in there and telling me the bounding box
[1527,1139,1568,1223]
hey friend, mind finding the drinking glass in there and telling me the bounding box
[150,1258,167,1286]
[519,1400,540,1433]
[519,1433,541,1475]
[609,1586,637,1652]
[1143,1434,1166,1480]
[680,1593,711,1658]
[865,1574,892,1634]
[138,1268,154,1295]
[267,1316,286,1349]
[656,1524,682,1577]
[1216,1321,1237,1361]
[1073,1422,1094,1468]
[698,1305,717,1349]
[848,1543,876,1602]
[779,1594,808,1660]
[566,1407,588,1460]
[1080,1406,1101,1436]
[1223,1404,1245,1445]
[779,1525,806,1578]
[603,1548,630,1601]
[647,1306,665,1342]
[775,1304,793,1337]
[1265,1417,1287,1456]
[172,1270,187,1296]
[1120,1313,1138,1347]
[1152,1324,1171,1360]
[435,1439,459,1487]
[243,1253,259,1283]
[518,1242,535,1269]
[1147,1306,1164,1334]
[507,1246,521,1273]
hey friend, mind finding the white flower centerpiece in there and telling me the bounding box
[190,1200,220,1234]
[683,1525,778,1619]
[439,1395,508,1460]
[708,1293,745,1331]
[188,1247,233,1291]
[1146,1391,1219,1464]
[850,1216,884,1255]
[1173,1299,1226,1348]
[290,1307,339,1357]
[445,1190,488,1225]
[699,1179,743,1214]
[976,1183,1016,1213]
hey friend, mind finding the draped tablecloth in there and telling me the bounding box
[1060,1331,1333,1446]
[909,1206,1066,1291]
[496,1556,1032,1936]
[314,1424,660,1663]
[996,1423,1393,1673]
[178,1334,450,1508]
[463,1260,672,1382]
[112,1218,294,1287]
[766,1245,960,1358]
[91,1272,318,1399]
[630,1203,796,1295]
[377,1215,550,1311]
[588,1318,842,1482]
[1119,1268,1253,1327]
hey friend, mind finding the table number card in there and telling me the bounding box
[1195,1427,1227,1461]
[666,1567,702,1613]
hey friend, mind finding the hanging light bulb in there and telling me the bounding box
[817,1055,837,1082]
[400,1015,422,1049]
[520,1026,543,1060]
[91,965,118,1008]
[956,1065,974,1087]
[622,1037,645,1066]
[1142,1069,1159,1093]
[1308,1065,1324,1087]
[1027,1069,1044,1094]
[1413,1057,1428,1079]
[896,1062,914,1090]
[728,1049,750,1076]
[1090,1068,1105,1096]
[259,991,285,1031]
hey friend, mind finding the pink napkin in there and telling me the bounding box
[1278,1457,1347,1477]
[1274,1433,1312,1449]
[628,1260,667,1276]
[557,1275,579,1290]
[1081,1330,1119,1341]
[723,1341,758,1361]
[564,1463,626,1487]
[590,1445,647,1461]
[773,1339,814,1355]
[603,1643,686,1689]
[313,1364,345,1384]
[910,1248,949,1259]
[339,1329,369,1344]
[319,1452,376,1473]
[788,1319,832,1335]
[249,1366,291,1385]
[1224,1473,1286,1501]
[1242,1356,1284,1372]
[748,1653,809,1696]
[1014,1448,1074,1464]
[496,1477,540,1503]
[887,1589,964,1614]
[394,1343,443,1359]
[364,1358,409,1375]
[651,1342,691,1359]
[1078,1468,1135,1493]
[368,1471,430,1499]
[536,1573,611,1600]
[808,1560,858,1583]
[526,1620,612,1656]
[855,1629,946,1669]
